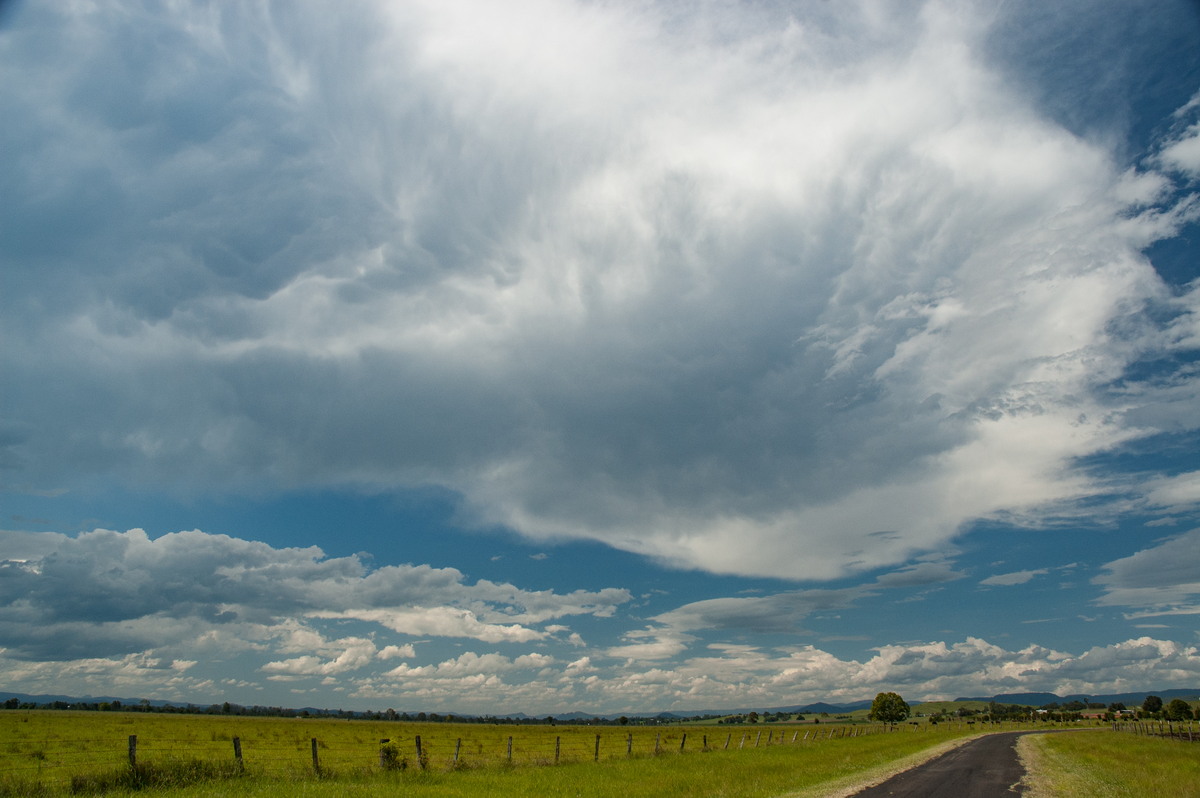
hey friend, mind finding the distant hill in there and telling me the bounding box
[953,689,1200,706]
[0,692,175,707]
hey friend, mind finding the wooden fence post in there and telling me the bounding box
[507,736,513,764]
[725,733,731,750]
[655,732,661,754]
[128,735,137,769]
[626,733,633,757]
[594,734,601,762]
[415,735,425,769]
[454,738,462,764]
[555,736,561,764]
[311,738,320,774]
[754,730,762,747]
[232,737,243,770]
[679,733,687,753]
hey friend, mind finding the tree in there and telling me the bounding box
[870,692,911,724]
[1142,695,1163,716]
[1164,699,1191,721]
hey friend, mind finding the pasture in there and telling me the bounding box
[1020,728,1200,798]
[0,710,1108,796]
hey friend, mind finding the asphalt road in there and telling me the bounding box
[849,731,1039,798]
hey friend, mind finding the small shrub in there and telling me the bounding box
[378,743,407,771]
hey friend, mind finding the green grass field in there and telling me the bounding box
[0,710,1128,797]
[1020,729,1200,798]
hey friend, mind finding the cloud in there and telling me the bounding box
[0,528,630,659]
[311,608,546,644]
[3,2,1200,585]
[9,634,1196,714]
[980,569,1048,587]
[378,644,416,660]
[262,637,377,677]
[1158,91,1200,177]
[632,560,965,644]
[1093,528,1200,612]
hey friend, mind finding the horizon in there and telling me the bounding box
[7,686,1196,719]
[2,0,1199,715]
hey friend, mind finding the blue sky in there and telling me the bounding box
[2,0,1199,715]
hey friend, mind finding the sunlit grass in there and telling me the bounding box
[136,729,981,798]
[0,711,1093,797]
[1020,729,1200,798]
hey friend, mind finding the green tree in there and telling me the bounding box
[1164,698,1191,721]
[869,692,911,723]
[1142,695,1163,716]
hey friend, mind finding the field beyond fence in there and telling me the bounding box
[1,711,1103,796]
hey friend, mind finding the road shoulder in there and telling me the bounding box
[778,734,981,798]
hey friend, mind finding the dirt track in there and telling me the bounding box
[847,731,1044,797]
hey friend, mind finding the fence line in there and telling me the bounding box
[0,718,1084,790]
[1112,719,1196,742]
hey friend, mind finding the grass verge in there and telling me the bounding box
[1019,729,1200,797]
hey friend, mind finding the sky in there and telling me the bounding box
[2,0,1200,716]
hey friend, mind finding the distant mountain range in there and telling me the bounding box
[951,689,1200,707]
[3,689,1196,719]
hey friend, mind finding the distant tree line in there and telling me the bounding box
[0,698,708,725]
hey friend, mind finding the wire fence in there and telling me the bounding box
[1112,719,1198,742]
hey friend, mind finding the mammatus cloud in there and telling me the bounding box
[2,1,1199,581]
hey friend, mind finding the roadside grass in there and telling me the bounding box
[1020,729,1200,798]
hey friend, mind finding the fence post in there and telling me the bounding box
[454,738,462,764]
[626,733,633,757]
[415,735,425,769]
[232,737,243,770]
[792,730,798,743]
[555,736,561,764]
[655,732,661,754]
[738,733,746,749]
[754,730,762,747]
[702,734,707,751]
[679,733,687,753]
[311,738,320,774]
[594,734,601,762]
[507,736,513,764]
[128,735,137,769]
